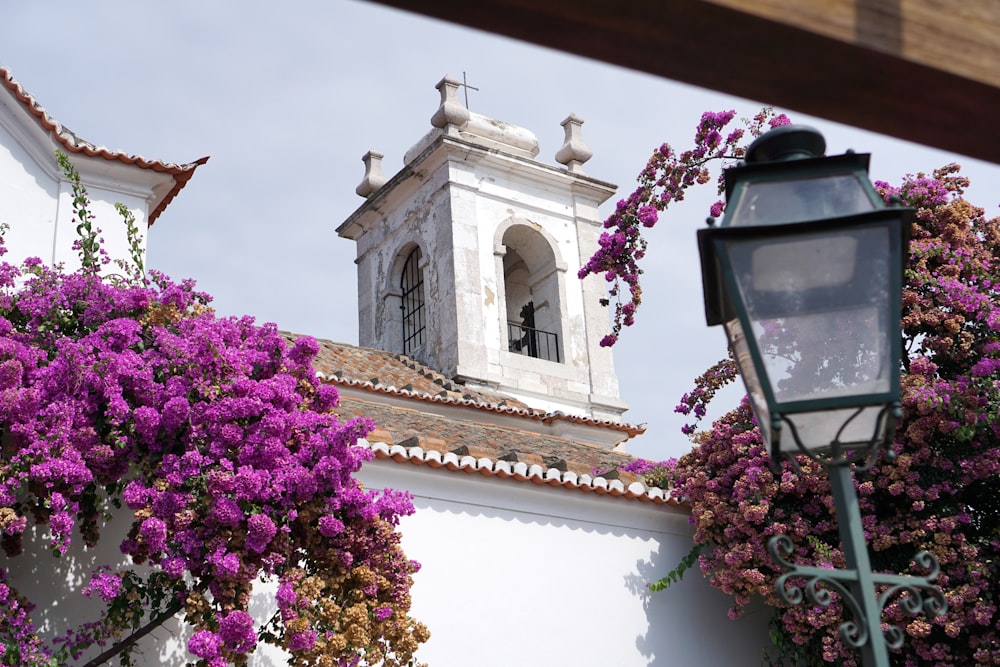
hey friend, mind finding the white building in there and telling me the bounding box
[0,66,206,270]
[0,67,770,666]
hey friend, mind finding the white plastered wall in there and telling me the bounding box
[357,460,773,667]
[6,456,772,667]
[0,92,162,273]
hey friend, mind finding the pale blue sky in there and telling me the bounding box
[4,0,998,459]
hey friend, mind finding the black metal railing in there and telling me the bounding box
[507,322,560,362]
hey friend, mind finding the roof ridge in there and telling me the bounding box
[331,372,644,435]
[289,333,647,438]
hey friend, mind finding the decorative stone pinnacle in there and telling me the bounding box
[430,75,470,135]
[355,149,388,198]
[555,113,593,174]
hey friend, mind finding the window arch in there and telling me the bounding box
[501,225,562,362]
[400,247,426,356]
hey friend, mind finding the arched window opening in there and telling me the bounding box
[502,227,561,363]
[400,247,426,356]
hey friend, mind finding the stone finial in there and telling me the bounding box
[430,75,470,135]
[355,150,388,198]
[554,113,593,174]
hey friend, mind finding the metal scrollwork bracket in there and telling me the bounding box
[768,535,947,653]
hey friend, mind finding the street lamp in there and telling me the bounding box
[697,125,946,666]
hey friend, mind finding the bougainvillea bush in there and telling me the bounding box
[0,155,428,666]
[604,115,1000,665]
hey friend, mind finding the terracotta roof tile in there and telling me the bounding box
[289,336,659,502]
[0,66,208,225]
[297,335,646,439]
[334,395,638,480]
[309,337,514,404]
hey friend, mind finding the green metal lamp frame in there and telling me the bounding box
[698,210,910,468]
[695,126,947,667]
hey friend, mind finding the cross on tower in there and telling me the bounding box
[460,71,479,109]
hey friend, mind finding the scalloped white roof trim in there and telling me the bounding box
[359,440,677,505]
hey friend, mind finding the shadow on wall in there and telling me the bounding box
[5,506,188,666]
[248,580,296,666]
[7,506,294,666]
[631,544,773,666]
[393,481,772,667]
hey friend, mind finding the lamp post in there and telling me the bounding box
[697,125,946,666]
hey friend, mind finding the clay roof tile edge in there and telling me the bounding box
[359,438,678,506]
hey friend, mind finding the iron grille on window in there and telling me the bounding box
[507,322,560,362]
[400,248,425,355]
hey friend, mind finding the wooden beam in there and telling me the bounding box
[370,0,1000,163]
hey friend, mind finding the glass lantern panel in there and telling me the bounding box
[780,406,889,452]
[728,174,877,227]
[724,318,771,446]
[726,224,893,407]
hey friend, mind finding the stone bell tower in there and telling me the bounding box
[337,76,627,421]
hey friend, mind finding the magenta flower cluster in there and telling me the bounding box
[629,160,1000,665]
[579,108,791,345]
[0,571,52,667]
[0,176,427,665]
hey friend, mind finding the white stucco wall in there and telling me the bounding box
[6,458,771,667]
[0,90,167,272]
[0,133,150,271]
[358,461,773,667]
[4,500,192,666]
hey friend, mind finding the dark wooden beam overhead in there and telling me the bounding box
[370,0,1000,164]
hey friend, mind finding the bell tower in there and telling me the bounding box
[337,76,627,421]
